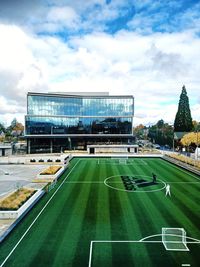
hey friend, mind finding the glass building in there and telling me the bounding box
[25,92,134,153]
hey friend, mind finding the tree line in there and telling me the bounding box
[0,118,24,142]
[134,85,200,150]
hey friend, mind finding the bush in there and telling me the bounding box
[167,153,200,170]
[0,188,36,210]
[40,166,61,175]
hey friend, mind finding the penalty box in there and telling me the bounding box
[89,240,197,267]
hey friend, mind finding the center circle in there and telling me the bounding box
[104,175,166,193]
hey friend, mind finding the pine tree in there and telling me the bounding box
[174,85,193,132]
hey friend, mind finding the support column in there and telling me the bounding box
[50,139,53,154]
[27,139,31,154]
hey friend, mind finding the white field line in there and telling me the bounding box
[163,181,200,184]
[89,235,200,267]
[104,176,166,193]
[91,240,200,244]
[88,241,93,267]
[139,159,148,165]
[164,161,200,182]
[78,158,200,183]
[97,160,147,166]
[140,233,200,243]
[0,160,81,267]
[65,180,200,185]
[64,181,104,184]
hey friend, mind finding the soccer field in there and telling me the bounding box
[0,157,200,267]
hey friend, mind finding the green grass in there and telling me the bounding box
[0,157,200,267]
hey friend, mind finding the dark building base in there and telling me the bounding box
[27,137,135,154]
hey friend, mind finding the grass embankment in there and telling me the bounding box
[40,166,61,175]
[0,188,36,210]
[167,153,200,170]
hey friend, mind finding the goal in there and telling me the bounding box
[111,156,128,164]
[162,228,189,251]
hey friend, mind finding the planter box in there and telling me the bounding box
[36,166,66,181]
[0,189,44,219]
[0,189,45,243]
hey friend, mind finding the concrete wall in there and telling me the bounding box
[88,146,139,154]
[95,147,128,153]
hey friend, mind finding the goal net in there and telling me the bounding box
[162,228,189,251]
[111,157,128,164]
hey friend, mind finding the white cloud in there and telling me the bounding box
[0,23,200,127]
[42,6,80,32]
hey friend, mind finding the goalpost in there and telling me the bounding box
[162,228,189,251]
[98,156,131,165]
[111,156,129,164]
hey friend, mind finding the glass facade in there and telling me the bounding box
[26,93,134,153]
[26,116,132,135]
[28,95,133,117]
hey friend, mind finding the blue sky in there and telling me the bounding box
[0,0,200,125]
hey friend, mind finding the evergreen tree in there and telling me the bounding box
[0,122,5,133]
[174,85,193,132]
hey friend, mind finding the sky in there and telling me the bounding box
[0,0,200,126]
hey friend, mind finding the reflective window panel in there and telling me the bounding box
[28,94,134,117]
[26,116,132,135]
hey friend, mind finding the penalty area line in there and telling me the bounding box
[0,160,81,267]
[64,181,104,184]
[162,181,200,184]
[88,236,200,266]
[88,241,94,267]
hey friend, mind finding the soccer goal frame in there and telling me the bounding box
[111,156,129,164]
[162,228,189,251]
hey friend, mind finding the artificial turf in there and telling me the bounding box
[0,157,200,267]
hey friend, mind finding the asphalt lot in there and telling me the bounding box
[0,165,46,198]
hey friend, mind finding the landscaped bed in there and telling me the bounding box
[167,153,200,170]
[0,188,36,211]
[40,166,61,175]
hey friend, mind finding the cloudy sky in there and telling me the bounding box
[0,0,200,126]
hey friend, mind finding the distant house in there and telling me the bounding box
[11,129,24,137]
